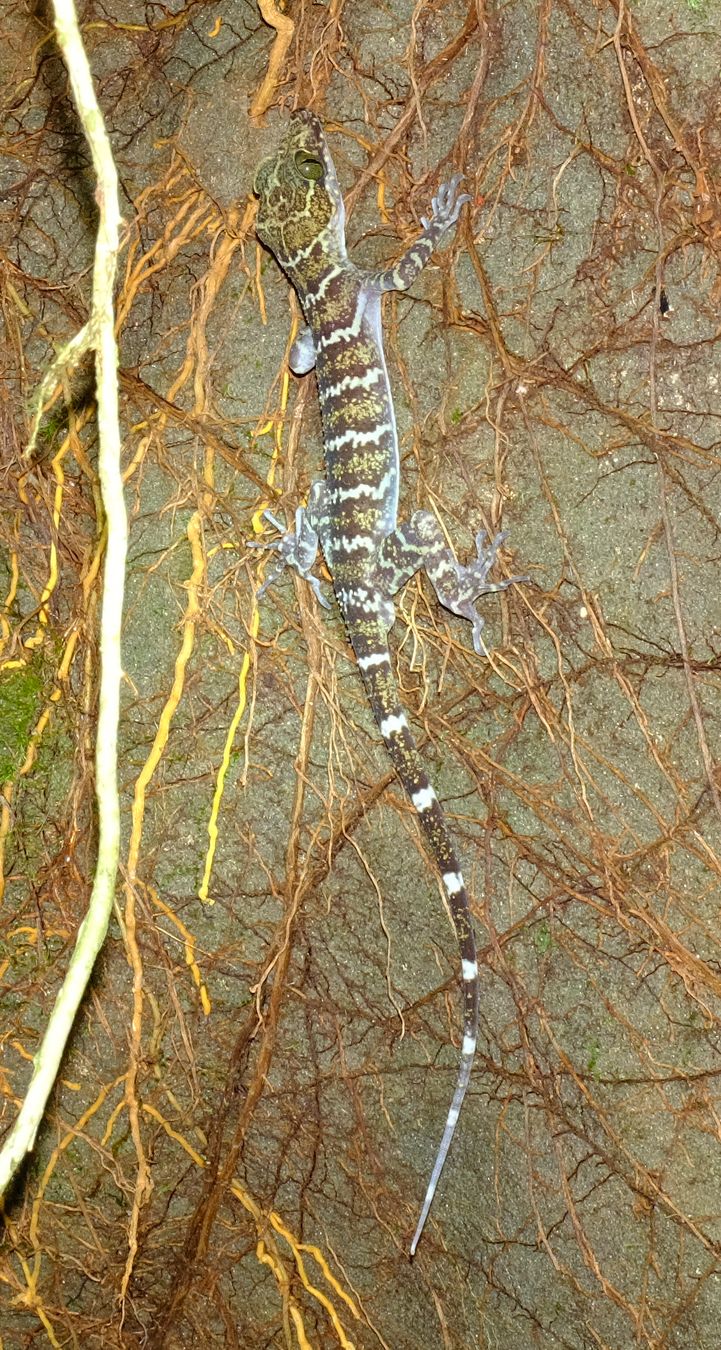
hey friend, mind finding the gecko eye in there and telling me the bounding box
[294,149,324,181]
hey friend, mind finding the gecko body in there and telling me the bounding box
[253,110,522,1255]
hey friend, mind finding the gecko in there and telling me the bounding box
[252,110,523,1256]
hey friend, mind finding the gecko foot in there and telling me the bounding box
[420,174,472,232]
[453,531,528,655]
[249,509,331,609]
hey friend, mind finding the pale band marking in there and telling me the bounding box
[317,296,364,347]
[462,959,478,981]
[323,369,384,399]
[333,468,396,503]
[339,585,380,608]
[327,423,393,453]
[340,592,381,616]
[285,239,318,266]
[338,533,374,553]
[462,1033,477,1057]
[313,264,342,302]
[412,786,437,812]
[357,651,389,671]
[443,871,464,896]
[380,713,407,737]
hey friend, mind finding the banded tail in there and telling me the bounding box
[349,617,479,1257]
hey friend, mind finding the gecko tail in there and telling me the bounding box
[408,864,478,1258]
[409,975,476,1257]
[348,621,479,1256]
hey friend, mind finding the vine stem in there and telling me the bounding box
[0,0,127,1197]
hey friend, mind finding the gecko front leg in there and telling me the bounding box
[251,480,332,609]
[369,174,471,294]
[376,510,526,654]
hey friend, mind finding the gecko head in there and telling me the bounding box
[254,110,346,284]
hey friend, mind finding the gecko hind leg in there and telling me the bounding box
[377,510,526,654]
[289,325,316,375]
[251,481,332,609]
